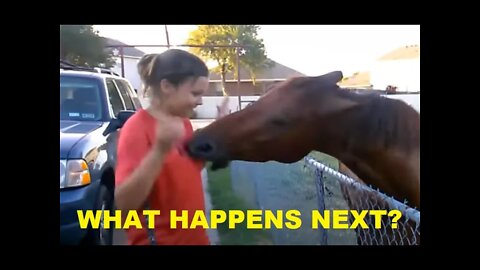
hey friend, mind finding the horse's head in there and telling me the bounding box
[187,70,421,210]
[186,71,359,169]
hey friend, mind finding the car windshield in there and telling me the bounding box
[60,76,103,121]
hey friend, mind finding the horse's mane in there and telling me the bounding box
[264,77,420,153]
[335,88,420,153]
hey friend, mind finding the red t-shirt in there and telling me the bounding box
[115,109,210,245]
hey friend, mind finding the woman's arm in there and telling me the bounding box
[114,144,168,211]
[115,113,184,211]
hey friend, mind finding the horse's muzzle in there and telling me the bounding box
[185,135,230,170]
[186,135,217,158]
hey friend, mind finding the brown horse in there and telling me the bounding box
[186,71,420,211]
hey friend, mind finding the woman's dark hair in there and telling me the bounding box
[137,49,209,97]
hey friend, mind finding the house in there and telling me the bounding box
[101,38,305,97]
[207,60,305,96]
[103,37,147,92]
[338,71,372,89]
[370,44,420,92]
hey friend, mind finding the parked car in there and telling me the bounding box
[60,61,141,245]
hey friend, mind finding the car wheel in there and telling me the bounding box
[83,184,114,245]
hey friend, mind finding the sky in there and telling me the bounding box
[93,25,420,77]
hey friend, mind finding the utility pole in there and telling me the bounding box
[236,46,241,110]
[164,25,171,49]
[120,47,125,77]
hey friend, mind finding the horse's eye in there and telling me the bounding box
[271,118,289,127]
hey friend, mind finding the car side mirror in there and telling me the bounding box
[102,110,135,136]
[117,110,135,125]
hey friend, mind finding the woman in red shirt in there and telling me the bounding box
[114,49,228,245]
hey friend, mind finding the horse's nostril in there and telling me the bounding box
[190,138,217,158]
[196,142,215,153]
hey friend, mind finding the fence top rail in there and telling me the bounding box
[105,44,253,49]
[304,156,420,224]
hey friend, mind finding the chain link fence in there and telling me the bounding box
[229,154,420,245]
[304,156,420,245]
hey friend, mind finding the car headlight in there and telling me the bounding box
[60,159,91,189]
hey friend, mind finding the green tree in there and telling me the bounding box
[60,25,116,68]
[186,25,272,96]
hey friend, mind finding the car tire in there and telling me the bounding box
[82,184,114,245]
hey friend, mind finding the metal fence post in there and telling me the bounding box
[315,168,328,245]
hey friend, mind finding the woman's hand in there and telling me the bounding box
[216,96,230,119]
[150,110,185,154]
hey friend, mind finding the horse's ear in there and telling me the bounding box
[318,71,343,84]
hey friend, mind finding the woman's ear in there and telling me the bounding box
[160,79,175,95]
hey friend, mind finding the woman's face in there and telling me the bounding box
[159,76,209,117]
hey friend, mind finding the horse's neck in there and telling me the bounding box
[335,147,420,209]
[314,99,420,208]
